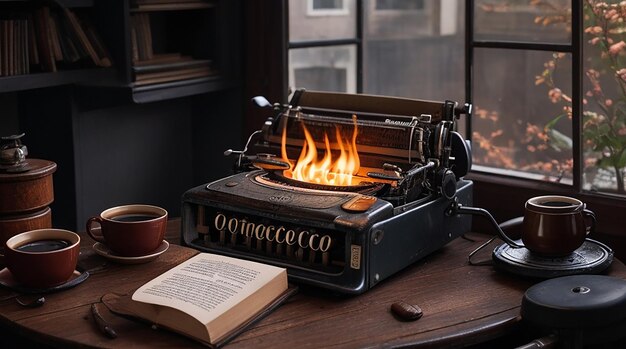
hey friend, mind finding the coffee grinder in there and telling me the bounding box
[0,133,57,245]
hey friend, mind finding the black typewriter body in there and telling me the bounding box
[181,89,473,294]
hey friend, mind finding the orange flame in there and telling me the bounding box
[282,116,360,186]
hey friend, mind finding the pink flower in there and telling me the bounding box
[609,41,626,55]
[585,26,603,34]
[549,88,562,103]
[606,9,618,19]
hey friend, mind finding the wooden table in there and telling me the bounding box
[1,219,625,348]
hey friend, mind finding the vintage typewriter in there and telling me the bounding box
[181,89,473,294]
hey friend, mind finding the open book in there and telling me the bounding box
[125,253,291,347]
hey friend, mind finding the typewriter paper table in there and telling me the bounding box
[1,220,625,348]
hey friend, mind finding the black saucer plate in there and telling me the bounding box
[0,268,89,294]
[492,238,614,279]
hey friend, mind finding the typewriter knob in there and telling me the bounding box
[449,131,471,178]
[454,102,472,119]
[437,169,457,200]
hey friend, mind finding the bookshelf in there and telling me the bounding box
[0,0,114,92]
[92,0,238,103]
[0,0,239,103]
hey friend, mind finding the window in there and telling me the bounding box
[375,0,425,11]
[289,0,465,100]
[308,0,349,16]
[314,0,343,8]
[470,1,626,198]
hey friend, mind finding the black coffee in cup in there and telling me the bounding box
[111,213,160,222]
[540,201,574,207]
[16,239,71,253]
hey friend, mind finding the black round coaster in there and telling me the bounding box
[492,238,614,279]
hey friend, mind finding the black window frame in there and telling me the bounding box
[465,1,581,189]
[465,0,626,258]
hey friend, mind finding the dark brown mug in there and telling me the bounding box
[86,204,167,257]
[522,195,596,256]
[1,229,80,288]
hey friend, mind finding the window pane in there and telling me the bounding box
[290,0,356,41]
[582,1,626,196]
[472,48,573,183]
[363,0,465,102]
[289,45,357,93]
[313,0,343,10]
[376,0,425,11]
[474,0,571,44]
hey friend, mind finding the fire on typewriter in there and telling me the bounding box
[181,89,474,294]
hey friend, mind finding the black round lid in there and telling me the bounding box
[521,275,626,329]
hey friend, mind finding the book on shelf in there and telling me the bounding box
[78,13,112,67]
[131,53,216,85]
[134,66,214,86]
[134,52,185,66]
[104,253,294,347]
[133,56,211,73]
[133,0,212,4]
[34,6,56,72]
[53,11,81,64]
[27,14,39,66]
[135,66,212,81]
[130,0,214,11]
[1,16,33,76]
[60,8,102,67]
[130,13,153,62]
[48,11,63,62]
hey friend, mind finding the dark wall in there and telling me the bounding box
[72,99,194,227]
[15,86,243,231]
[191,89,244,184]
[18,87,78,230]
[0,93,19,134]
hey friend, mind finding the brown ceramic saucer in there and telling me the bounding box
[92,240,169,265]
[0,268,89,294]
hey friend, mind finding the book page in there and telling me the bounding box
[132,253,285,325]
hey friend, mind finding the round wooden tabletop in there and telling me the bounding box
[1,220,625,348]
